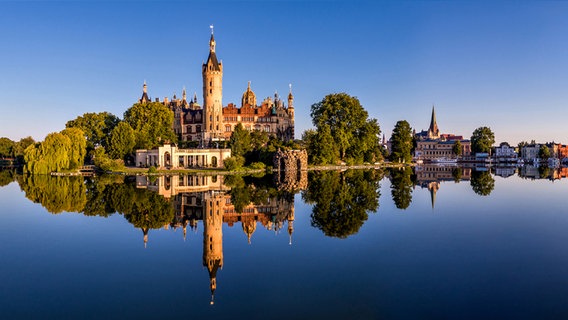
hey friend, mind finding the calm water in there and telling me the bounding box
[1,166,568,319]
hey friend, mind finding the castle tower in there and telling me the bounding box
[287,84,295,140]
[139,81,150,104]
[427,105,440,140]
[202,27,224,143]
[202,191,225,305]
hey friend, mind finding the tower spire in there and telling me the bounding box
[209,25,216,53]
[427,105,440,139]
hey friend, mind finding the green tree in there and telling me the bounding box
[108,122,136,160]
[124,102,176,150]
[390,120,413,163]
[24,132,72,174]
[61,127,87,169]
[307,124,338,165]
[66,112,119,153]
[14,136,35,163]
[470,170,495,196]
[471,126,495,154]
[93,147,125,171]
[452,140,462,157]
[389,167,414,209]
[310,93,381,164]
[0,137,15,159]
[229,123,252,158]
[538,144,551,160]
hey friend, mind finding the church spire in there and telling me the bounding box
[427,105,440,139]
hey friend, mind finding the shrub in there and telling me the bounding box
[249,162,266,170]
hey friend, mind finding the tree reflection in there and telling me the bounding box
[83,175,125,217]
[225,174,284,214]
[470,170,495,196]
[302,170,382,239]
[17,175,86,214]
[388,167,414,209]
[0,169,15,187]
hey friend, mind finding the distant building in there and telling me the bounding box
[415,106,441,140]
[520,144,540,161]
[414,107,471,161]
[494,142,518,162]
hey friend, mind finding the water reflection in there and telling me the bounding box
[302,170,382,238]
[14,173,297,304]
[8,164,568,305]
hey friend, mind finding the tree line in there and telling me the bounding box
[4,90,500,174]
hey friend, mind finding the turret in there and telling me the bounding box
[139,81,150,104]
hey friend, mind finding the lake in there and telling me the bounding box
[1,166,568,319]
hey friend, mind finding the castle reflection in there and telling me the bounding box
[135,174,298,304]
[14,172,300,304]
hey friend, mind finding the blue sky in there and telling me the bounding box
[1,1,568,145]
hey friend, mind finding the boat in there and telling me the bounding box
[431,157,458,164]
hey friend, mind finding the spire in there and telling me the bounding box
[287,83,294,109]
[139,81,150,104]
[182,87,187,101]
[209,25,216,53]
[428,181,439,209]
[427,105,440,139]
[142,228,149,249]
[204,27,221,71]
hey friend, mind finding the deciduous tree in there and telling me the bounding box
[452,140,462,157]
[471,126,495,154]
[66,112,119,152]
[310,93,381,164]
[108,122,136,160]
[123,102,176,150]
[390,120,413,163]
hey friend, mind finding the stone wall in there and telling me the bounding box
[273,149,308,191]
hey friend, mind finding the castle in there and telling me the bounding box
[138,29,295,146]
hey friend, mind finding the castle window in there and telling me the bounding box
[196,125,201,133]
[225,125,231,132]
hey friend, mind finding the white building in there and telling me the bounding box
[521,144,540,162]
[135,144,231,169]
[494,142,517,162]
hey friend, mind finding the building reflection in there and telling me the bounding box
[136,175,296,304]
[414,165,472,208]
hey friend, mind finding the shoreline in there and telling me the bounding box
[42,162,414,177]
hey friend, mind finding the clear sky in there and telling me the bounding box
[2,1,568,145]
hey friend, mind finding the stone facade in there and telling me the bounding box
[273,149,308,191]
